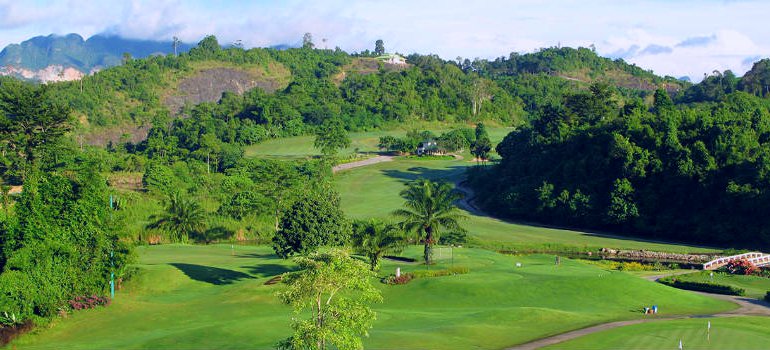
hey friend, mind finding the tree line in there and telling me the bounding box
[469,83,770,247]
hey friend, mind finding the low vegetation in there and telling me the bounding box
[658,277,746,296]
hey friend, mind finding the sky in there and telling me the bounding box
[1,0,768,80]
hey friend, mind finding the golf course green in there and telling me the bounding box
[10,245,735,349]
[545,316,770,350]
[8,128,757,350]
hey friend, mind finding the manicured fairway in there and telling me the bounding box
[10,245,735,349]
[545,316,770,350]
[670,271,770,299]
[334,157,721,254]
[243,127,515,159]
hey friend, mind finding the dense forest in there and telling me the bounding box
[469,81,770,247]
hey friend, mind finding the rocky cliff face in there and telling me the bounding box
[0,65,85,83]
[163,67,288,114]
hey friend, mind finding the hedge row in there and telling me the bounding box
[659,277,745,296]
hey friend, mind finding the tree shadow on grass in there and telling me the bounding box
[170,263,254,285]
[235,252,283,260]
[381,166,468,185]
[242,264,296,278]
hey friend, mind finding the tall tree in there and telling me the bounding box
[393,179,465,264]
[302,33,314,49]
[471,137,492,165]
[314,117,351,158]
[272,190,351,258]
[374,39,385,56]
[0,79,71,169]
[147,192,207,242]
[351,219,404,271]
[277,249,382,350]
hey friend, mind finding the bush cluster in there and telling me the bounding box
[68,295,111,311]
[412,266,470,278]
[726,259,759,275]
[382,273,414,285]
[659,277,745,296]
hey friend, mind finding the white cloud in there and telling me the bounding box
[0,0,768,80]
[599,29,769,80]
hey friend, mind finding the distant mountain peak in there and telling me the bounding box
[0,33,193,82]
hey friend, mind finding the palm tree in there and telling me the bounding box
[352,219,404,271]
[393,179,465,265]
[147,192,206,242]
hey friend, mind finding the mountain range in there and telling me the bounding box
[0,33,195,82]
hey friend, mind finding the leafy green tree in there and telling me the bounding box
[471,137,492,164]
[0,168,133,322]
[142,162,177,194]
[474,122,489,141]
[272,191,351,258]
[218,190,269,220]
[351,219,404,271]
[277,249,382,350]
[374,40,385,56]
[606,178,638,224]
[0,79,71,168]
[147,192,207,242]
[189,35,221,59]
[393,179,465,264]
[314,117,351,157]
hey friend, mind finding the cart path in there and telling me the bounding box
[507,273,770,349]
[332,155,393,173]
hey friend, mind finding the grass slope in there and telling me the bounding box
[546,316,770,350]
[244,127,721,253]
[10,245,734,349]
[334,156,720,253]
[670,271,770,299]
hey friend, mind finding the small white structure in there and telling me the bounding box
[416,140,438,156]
[377,53,407,66]
[396,267,401,278]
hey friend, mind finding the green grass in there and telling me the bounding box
[669,271,770,299]
[242,127,515,159]
[10,245,735,349]
[546,316,770,350]
[334,156,721,254]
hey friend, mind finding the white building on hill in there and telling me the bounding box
[377,53,407,65]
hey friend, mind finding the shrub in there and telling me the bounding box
[659,277,745,296]
[765,291,770,303]
[726,259,758,275]
[412,266,470,278]
[382,273,414,285]
[68,295,111,311]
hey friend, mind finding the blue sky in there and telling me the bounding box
[1,0,768,80]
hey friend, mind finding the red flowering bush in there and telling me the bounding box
[726,259,758,275]
[382,273,414,285]
[68,295,111,311]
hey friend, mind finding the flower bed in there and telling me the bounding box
[68,295,111,311]
[382,266,469,285]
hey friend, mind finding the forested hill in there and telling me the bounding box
[0,34,194,82]
[468,86,770,248]
[17,35,717,147]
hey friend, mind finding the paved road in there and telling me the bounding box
[508,273,770,349]
[331,155,393,173]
